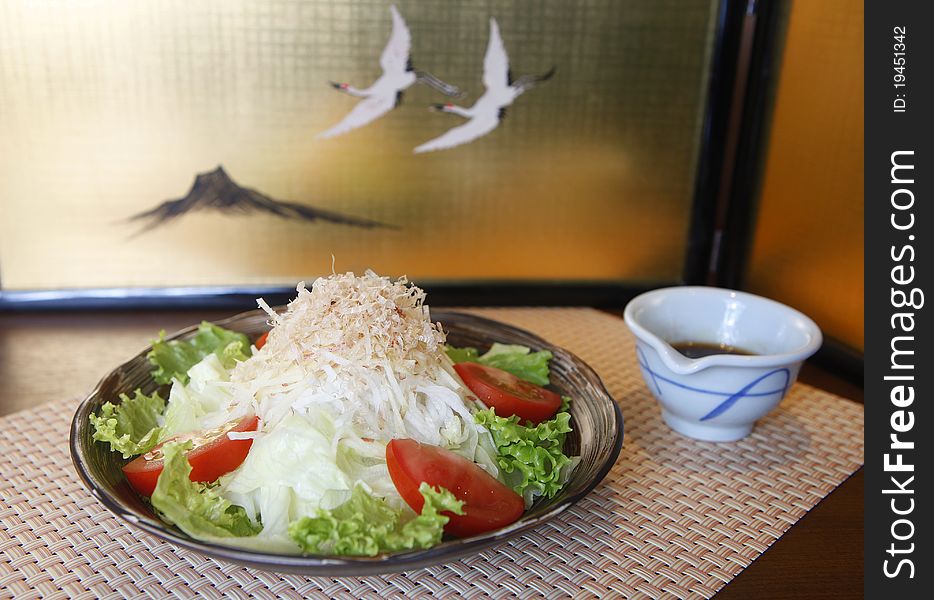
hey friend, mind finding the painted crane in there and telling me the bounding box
[319,5,460,139]
[414,18,554,154]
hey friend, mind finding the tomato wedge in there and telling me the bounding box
[255,331,269,349]
[453,362,562,423]
[386,439,524,538]
[122,415,258,497]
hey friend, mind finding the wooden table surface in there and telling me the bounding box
[0,309,863,597]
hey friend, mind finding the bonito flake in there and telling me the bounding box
[226,270,482,449]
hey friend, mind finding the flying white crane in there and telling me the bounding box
[413,18,554,154]
[318,5,460,139]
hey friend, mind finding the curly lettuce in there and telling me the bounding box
[474,407,574,501]
[148,321,251,385]
[445,343,553,386]
[450,342,576,501]
[150,441,262,539]
[288,483,464,556]
[89,389,166,459]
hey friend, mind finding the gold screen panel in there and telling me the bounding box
[0,0,717,290]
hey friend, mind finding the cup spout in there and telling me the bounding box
[652,340,710,375]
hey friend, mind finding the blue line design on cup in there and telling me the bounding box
[636,348,791,421]
[638,347,665,396]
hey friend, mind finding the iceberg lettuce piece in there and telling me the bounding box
[220,413,352,540]
[161,353,237,439]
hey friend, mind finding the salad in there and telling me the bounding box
[90,271,578,556]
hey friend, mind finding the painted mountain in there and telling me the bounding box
[129,166,392,234]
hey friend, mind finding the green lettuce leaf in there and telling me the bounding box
[474,407,574,500]
[148,321,251,385]
[288,483,464,556]
[150,441,262,538]
[445,345,480,364]
[89,389,166,459]
[445,343,553,386]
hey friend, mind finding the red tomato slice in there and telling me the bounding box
[453,362,562,423]
[386,438,524,538]
[122,415,258,497]
[255,331,269,349]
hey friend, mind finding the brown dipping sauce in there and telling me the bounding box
[671,341,756,359]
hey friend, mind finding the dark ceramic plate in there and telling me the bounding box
[70,310,623,575]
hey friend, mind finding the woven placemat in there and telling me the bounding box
[0,308,863,599]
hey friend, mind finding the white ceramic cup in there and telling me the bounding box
[623,287,822,442]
